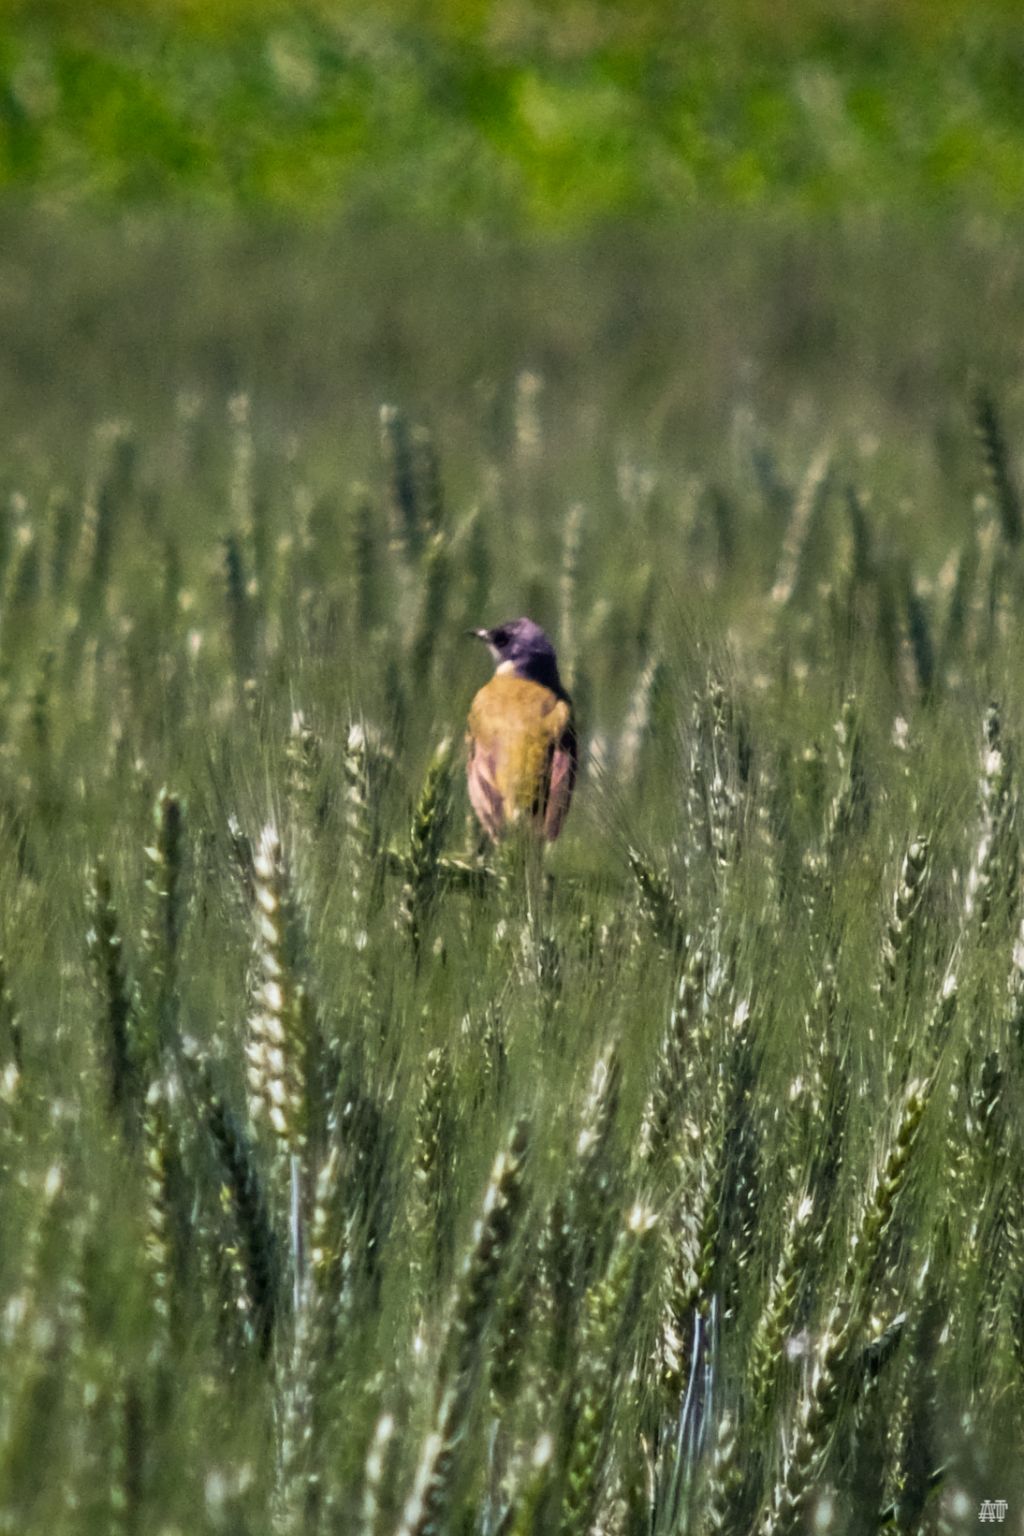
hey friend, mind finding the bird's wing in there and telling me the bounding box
[466,731,505,839]
[543,712,577,841]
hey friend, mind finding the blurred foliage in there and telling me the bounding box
[3,208,1022,463]
[0,211,1023,1530]
[2,0,1024,221]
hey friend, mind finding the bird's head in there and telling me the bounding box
[468,617,564,691]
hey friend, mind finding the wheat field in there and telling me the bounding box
[0,219,1023,1534]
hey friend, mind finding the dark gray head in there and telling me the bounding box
[470,617,565,692]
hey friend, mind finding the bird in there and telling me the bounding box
[466,617,577,842]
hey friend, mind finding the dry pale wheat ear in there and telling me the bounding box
[0,339,1019,1536]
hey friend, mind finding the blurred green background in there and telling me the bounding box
[3,0,1024,472]
[3,0,1024,221]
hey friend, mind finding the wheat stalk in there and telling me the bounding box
[559,1204,658,1536]
[770,447,832,607]
[973,385,1023,546]
[401,738,453,962]
[760,1075,934,1536]
[394,1120,529,1536]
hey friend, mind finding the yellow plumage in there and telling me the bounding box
[466,673,575,838]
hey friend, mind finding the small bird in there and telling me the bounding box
[466,617,577,842]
